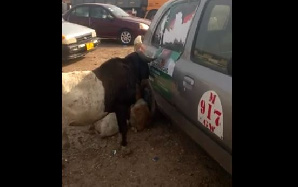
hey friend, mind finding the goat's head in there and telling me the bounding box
[124,52,156,85]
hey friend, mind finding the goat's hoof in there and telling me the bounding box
[121,140,127,147]
[121,146,132,157]
[131,126,138,133]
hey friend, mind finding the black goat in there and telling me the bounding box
[62,51,154,148]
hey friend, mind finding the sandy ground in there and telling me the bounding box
[62,40,232,187]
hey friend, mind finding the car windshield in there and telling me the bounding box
[105,5,130,17]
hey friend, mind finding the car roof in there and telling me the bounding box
[72,3,116,7]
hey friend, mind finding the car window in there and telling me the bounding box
[191,0,232,76]
[105,5,130,17]
[151,1,199,52]
[208,5,230,31]
[72,6,89,17]
[90,6,110,19]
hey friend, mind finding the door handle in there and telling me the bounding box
[183,76,194,90]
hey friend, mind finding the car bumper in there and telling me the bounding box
[62,37,101,60]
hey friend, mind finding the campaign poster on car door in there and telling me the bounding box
[149,3,197,100]
[150,48,180,99]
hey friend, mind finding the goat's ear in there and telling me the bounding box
[137,51,156,63]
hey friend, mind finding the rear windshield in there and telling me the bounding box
[104,5,130,17]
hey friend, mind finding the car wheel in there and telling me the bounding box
[143,82,158,118]
[119,30,133,45]
[149,89,157,118]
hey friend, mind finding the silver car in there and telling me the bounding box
[138,0,232,174]
[62,18,100,60]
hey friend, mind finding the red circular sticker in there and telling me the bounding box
[197,91,223,139]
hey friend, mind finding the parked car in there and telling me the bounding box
[62,3,151,45]
[137,0,232,174]
[62,18,101,61]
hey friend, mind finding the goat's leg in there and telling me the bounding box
[115,105,128,146]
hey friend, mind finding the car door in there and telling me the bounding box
[146,0,200,105]
[89,5,118,38]
[67,5,90,27]
[172,0,232,150]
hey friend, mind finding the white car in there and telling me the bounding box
[62,18,100,60]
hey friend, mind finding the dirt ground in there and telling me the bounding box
[62,40,232,187]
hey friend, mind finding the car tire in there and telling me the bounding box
[119,29,133,45]
[143,82,159,118]
[149,90,158,118]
